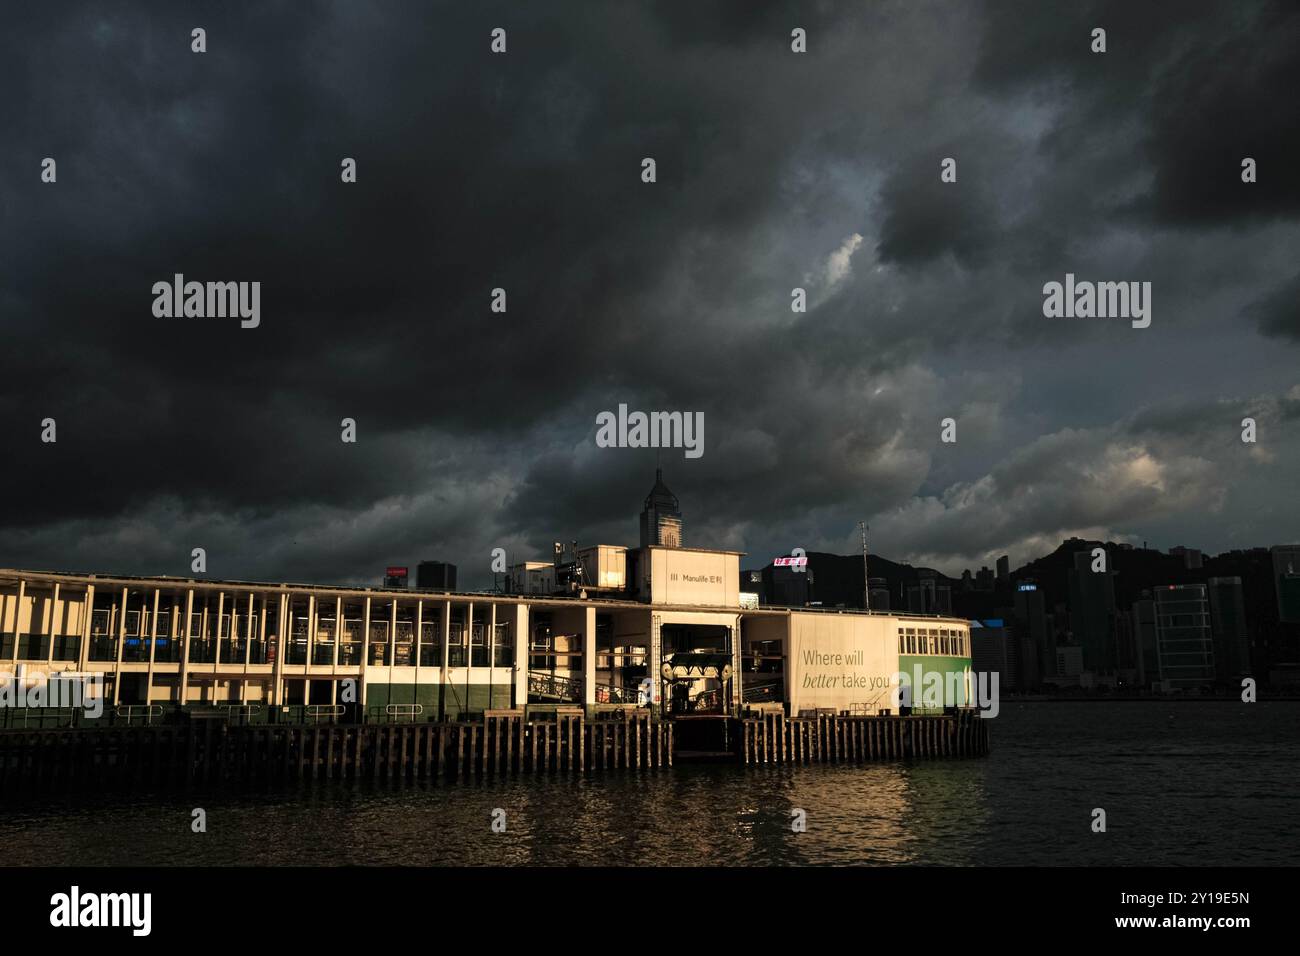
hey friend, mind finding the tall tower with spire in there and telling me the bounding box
[639,468,683,548]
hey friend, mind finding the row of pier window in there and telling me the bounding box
[3,601,514,668]
[897,626,969,657]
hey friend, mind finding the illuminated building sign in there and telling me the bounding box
[1017,584,1037,591]
[774,556,808,568]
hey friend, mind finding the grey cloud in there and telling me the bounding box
[1,0,1297,585]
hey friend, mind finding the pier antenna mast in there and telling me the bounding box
[860,521,870,611]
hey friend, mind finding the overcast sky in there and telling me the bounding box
[2,0,1298,588]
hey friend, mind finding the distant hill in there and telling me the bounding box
[746,538,1284,618]
[744,551,957,610]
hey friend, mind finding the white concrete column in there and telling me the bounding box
[389,598,397,666]
[269,592,285,706]
[145,588,159,705]
[650,613,662,715]
[257,595,267,667]
[333,596,342,668]
[730,618,742,713]
[45,582,60,665]
[78,584,94,671]
[180,589,194,706]
[113,587,127,705]
[361,595,371,707]
[514,603,528,710]
[415,598,423,706]
[306,593,316,673]
[215,592,225,666]
[10,579,24,663]
[168,593,180,704]
[245,593,256,668]
[466,599,473,668]
[441,599,451,720]
[199,598,208,671]
[583,606,596,707]
[415,599,423,667]
[441,600,451,671]
[488,602,496,705]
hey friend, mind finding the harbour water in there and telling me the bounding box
[2,702,1295,866]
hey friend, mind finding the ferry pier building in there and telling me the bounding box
[0,472,973,725]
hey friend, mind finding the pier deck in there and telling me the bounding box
[0,710,986,789]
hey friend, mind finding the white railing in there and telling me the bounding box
[114,704,163,725]
[383,703,423,721]
[304,704,345,723]
[220,704,263,724]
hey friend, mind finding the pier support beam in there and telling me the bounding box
[305,594,316,676]
[78,583,94,672]
[113,587,127,705]
[361,595,371,708]
[270,592,285,707]
[441,599,451,719]
[45,582,60,666]
[512,603,528,710]
[215,592,225,667]
[8,578,24,664]
[582,606,596,710]
[145,588,159,706]
[180,588,194,707]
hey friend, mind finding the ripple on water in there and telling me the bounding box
[1,703,1295,865]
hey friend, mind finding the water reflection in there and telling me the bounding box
[1,703,1294,866]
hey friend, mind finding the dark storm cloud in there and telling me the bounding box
[1249,270,1300,341]
[875,144,999,268]
[973,0,1300,228]
[1,0,1297,585]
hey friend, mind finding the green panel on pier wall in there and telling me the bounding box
[898,656,972,708]
[367,682,512,719]
[366,683,441,707]
[445,683,514,718]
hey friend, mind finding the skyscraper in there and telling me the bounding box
[1208,576,1251,679]
[417,561,457,591]
[1154,585,1216,691]
[868,577,890,612]
[1131,596,1159,687]
[1114,611,1140,685]
[996,555,1010,583]
[1068,550,1117,674]
[905,574,952,615]
[1271,545,1300,623]
[970,620,1019,690]
[639,468,683,548]
[1013,581,1053,681]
